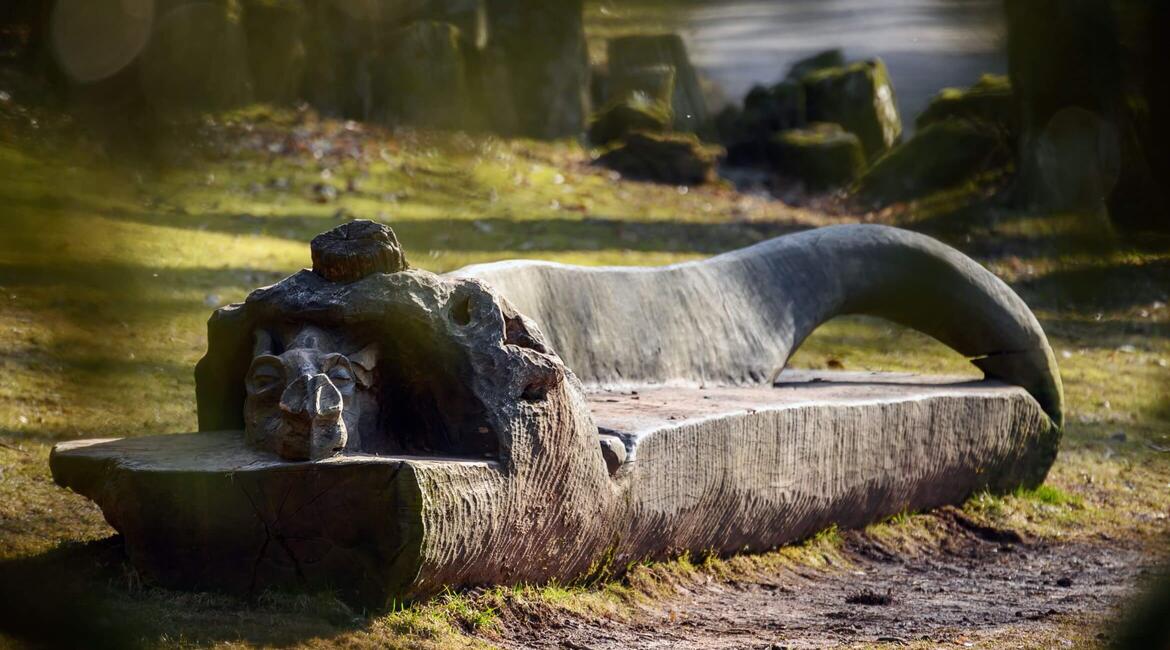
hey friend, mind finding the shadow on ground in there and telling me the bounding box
[0,538,365,648]
[0,538,153,649]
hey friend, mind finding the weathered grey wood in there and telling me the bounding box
[455,223,1063,426]
[51,432,428,604]
[51,373,1052,604]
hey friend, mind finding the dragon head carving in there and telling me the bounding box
[196,221,589,472]
[243,326,378,461]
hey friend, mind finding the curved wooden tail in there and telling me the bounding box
[454,224,1063,427]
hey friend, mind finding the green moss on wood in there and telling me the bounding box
[765,123,865,190]
[855,118,1011,207]
[803,59,902,162]
[596,131,720,185]
[588,95,672,146]
[916,73,1015,132]
[785,48,845,81]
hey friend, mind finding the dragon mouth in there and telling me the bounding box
[275,417,348,462]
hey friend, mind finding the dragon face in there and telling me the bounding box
[243,326,377,461]
[196,220,589,470]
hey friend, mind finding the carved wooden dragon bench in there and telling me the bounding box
[50,220,1062,606]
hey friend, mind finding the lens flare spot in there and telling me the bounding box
[50,0,153,83]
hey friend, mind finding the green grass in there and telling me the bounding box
[1,100,1168,648]
[1016,484,1083,507]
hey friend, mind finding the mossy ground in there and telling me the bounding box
[0,99,1168,648]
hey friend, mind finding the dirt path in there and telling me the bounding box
[493,510,1149,649]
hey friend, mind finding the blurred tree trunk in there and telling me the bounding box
[484,0,588,138]
[2,0,589,139]
[242,0,307,105]
[1005,0,1168,232]
[0,0,65,94]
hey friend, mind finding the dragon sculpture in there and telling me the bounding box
[52,220,1062,605]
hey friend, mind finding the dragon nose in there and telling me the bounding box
[280,373,343,419]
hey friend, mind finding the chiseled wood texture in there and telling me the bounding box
[50,224,1063,605]
[52,375,1055,604]
[50,433,430,604]
[597,376,1055,559]
[410,374,1054,596]
[455,223,1063,426]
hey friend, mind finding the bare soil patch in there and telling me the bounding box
[493,509,1149,649]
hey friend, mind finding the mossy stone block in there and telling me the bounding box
[609,64,676,107]
[742,79,806,134]
[916,73,1015,132]
[242,0,307,104]
[1005,0,1170,231]
[588,97,672,146]
[596,131,719,185]
[381,21,467,128]
[786,48,845,81]
[607,33,707,132]
[856,118,1011,206]
[485,0,588,139]
[719,80,807,166]
[765,123,865,190]
[803,58,902,161]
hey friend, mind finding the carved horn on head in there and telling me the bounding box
[455,224,1064,428]
[252,329,274,357]
[348,343,378,388]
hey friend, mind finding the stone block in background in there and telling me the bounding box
[427,0,486,49]
[785,48,846,81]
[464,43,519,133]
[716,81,806,167]
[742,79,806,135]
[138,2,253,112]
[485,0,588,138]
[855,117,1011,207]
[299,0,373,117]
[608,63,675,107]
[379,21,467,128]
[587,97,671,146]
[765,122,865,191]
[1005,0,1169,231]
[242,0,307,105]
[803,58,902,162]
[607,33,708,132]
[595,131,719,186]
[916,73,1015,134]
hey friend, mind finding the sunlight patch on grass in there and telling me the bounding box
[1015,484,1083,507]
[787,315,979,376]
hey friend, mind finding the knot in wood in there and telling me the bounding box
[311,220,408,282]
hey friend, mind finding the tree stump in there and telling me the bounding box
[311,219,408,282]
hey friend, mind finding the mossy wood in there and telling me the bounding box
[765,123,865,190]
[51,221,1063,606]
[606,34,707,132]
[916,74,1015,132]
[803,59,903,162]
[587,97,672,146]
[594,131,719,186]
[856,118,1013,207]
